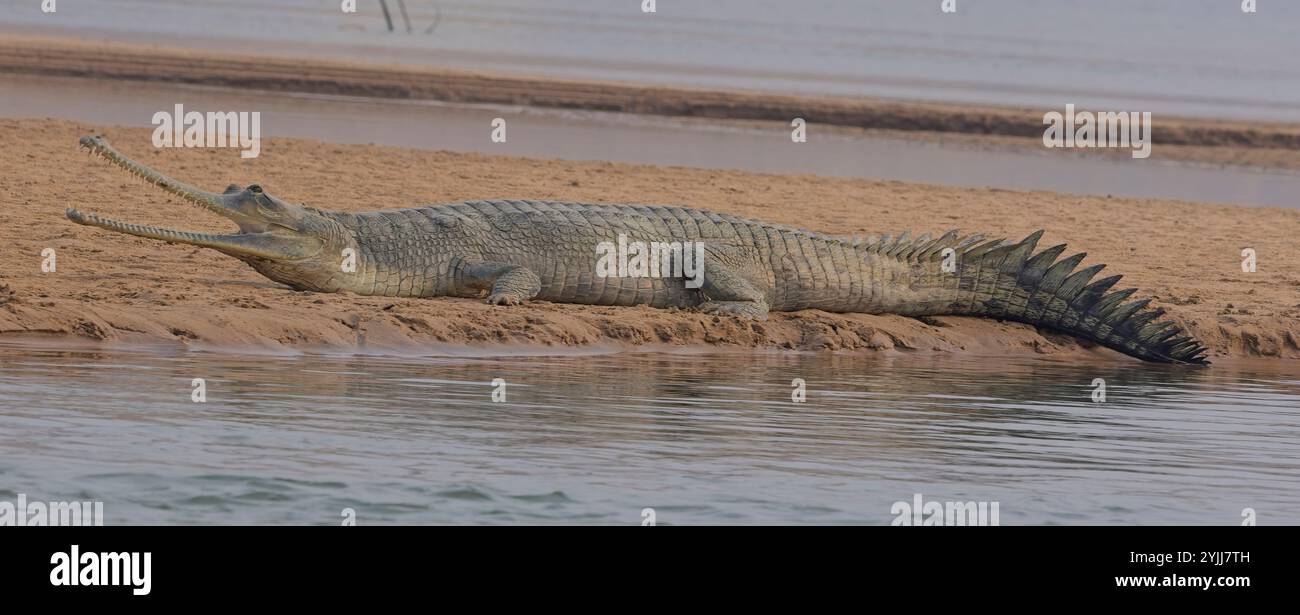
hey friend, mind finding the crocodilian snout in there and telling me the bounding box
[68,136,321,260]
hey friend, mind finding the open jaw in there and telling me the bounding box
[67,136,310,260]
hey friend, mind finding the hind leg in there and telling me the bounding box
[697,263,770,320]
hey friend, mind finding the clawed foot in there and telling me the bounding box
[698,300,770,320]
[485,292,526,306]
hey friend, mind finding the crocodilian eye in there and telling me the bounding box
[248,184,263,193]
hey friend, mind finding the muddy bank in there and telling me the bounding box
[5,34,1300,163]
[1,119,1298,361]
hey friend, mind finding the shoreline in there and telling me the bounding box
[2,119,1298,363]
[3,334,1298,374]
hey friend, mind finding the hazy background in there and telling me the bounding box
[3,0,1299,121]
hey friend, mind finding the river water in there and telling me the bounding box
[4,0,1299,122]
[2,341,1297,525]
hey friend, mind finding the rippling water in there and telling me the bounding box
[1,342,1298,524]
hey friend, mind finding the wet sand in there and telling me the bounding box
[1,119,1297,362]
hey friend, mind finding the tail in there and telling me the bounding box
[865,229,1209,365]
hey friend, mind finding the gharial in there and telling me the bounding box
[66,136,1208,364]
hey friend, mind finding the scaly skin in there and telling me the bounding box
[67,136,1208,364]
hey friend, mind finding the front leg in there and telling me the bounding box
[457,261,542,306]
